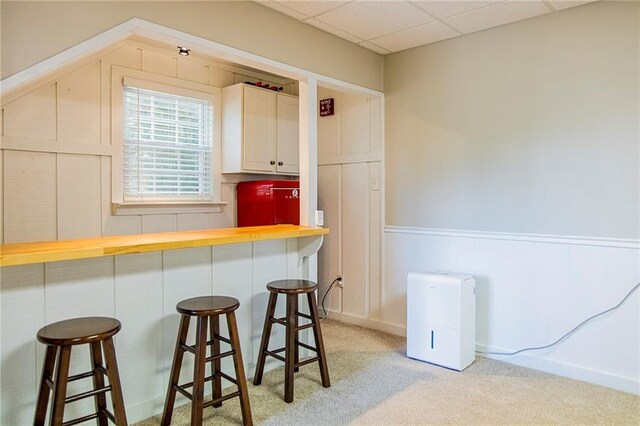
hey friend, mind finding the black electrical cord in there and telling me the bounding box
[320,277,341,321]
[477,281,640,356]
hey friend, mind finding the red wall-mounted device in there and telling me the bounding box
[236,180,300,227]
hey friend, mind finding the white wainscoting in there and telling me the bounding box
[381,226,639,394]
[0,239,311,425]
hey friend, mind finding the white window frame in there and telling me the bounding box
[111,66,224,215]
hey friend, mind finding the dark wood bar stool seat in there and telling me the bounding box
[162,296,252,426]
[34,317,128,426]
[253,279,330,403]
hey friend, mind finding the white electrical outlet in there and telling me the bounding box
[337,276,344,288]
[315,210,324,227]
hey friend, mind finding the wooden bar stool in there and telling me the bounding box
[34,317,128,426]
[253,279,330,403]
[162,296,252,426]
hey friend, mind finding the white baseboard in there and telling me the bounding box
[476,343,639,395]
[326,310,406,337]
[326,313,639,396]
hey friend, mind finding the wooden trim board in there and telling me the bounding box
[0,225,328,266]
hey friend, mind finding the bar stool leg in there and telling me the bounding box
[191,317,208,426]
[34,345,57,426]
[307,291,331,388]
[162,315,191,426]
[284,294,297,403]
[253,292,278,385]
[227,311,253,426]
[293,295,299,373]
[51,345,72,426]
[90,342,108,426]
[103,337,128,426]
[209,315,222,408]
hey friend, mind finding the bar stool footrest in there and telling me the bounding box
[296,356,320,368]
[203,391,242,408]
[265,350,286,363]
[296,311,312,320]
[295,322,315,331]
[270,317,287,326]
[205,349,235,362]
[297,341,318,352]
[65,385,112,404]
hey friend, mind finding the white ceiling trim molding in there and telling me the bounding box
[0,17,384,98]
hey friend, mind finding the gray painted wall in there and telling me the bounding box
[385,1,639,239]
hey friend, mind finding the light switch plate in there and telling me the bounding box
[315,210,324,227]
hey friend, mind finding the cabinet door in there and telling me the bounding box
[276,95,299,174]
[243,87,277,172]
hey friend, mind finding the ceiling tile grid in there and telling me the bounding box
[258,0,599,54]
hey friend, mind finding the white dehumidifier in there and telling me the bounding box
[406,271,476,371]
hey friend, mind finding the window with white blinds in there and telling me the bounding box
[123,85,214,202]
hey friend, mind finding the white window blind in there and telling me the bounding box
[123,85,213,202]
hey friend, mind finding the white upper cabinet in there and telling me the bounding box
[276,95,300,174]
[222,83,299,175]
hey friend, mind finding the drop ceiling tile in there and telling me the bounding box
[358,41,392,55]
[314,1,435,41]
[275,1,353,17]
[444,0,552,34]
[260,1,310,19]
[411,0,500,19]
[370,20,460,52]
[547,0,598,11]
[305,18,364,43]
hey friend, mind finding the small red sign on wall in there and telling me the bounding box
[319,98,335,117]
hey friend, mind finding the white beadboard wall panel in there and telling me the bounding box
[3,150,57,243]
[501,241,535,351]
[43,257,115,420]
[317,88,341,158]
[565,245,608,372]
[318,164,342,313]
[341,162,369,318]
[177,57,208,84]
[44,257,115,323]
[368,97,382,155]
[176,213,210,231]
[382,227,640,393]
[340,93,370,156]
[532,244,570,351]
[57,61,101,144]
[3,84,57,140]
[208,67,234,88]
[0,264,45,426]
[368,162,382,321]
[2,40,297,244]
[251,240,288,369]
[57,154,102,239]
[141,49,178,77]
[100,45,142,145]
[162,247,213,397]
[0,239,315,424]
[0,149,3,244]
[605,248,640,384]
[142,214,178,233]
[114,252,164,420]
[212,243,253,370]
[473,238,504,347]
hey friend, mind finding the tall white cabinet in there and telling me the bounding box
[222,83,299,175]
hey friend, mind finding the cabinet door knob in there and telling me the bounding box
[270,160,276,165]
[278,161,284,166]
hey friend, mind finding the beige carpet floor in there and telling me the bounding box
[136,320,640,425]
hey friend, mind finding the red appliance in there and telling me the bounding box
[236,180,300,227]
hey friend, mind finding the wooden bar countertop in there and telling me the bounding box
[0,225,329,267]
